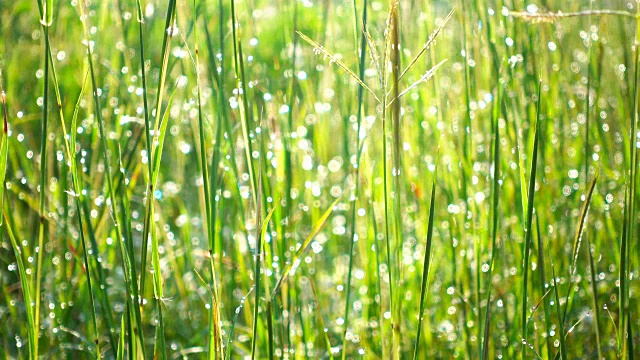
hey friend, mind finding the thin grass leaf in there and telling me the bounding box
[583,5,603,358]
[34,1,52,356]
[341,2,369,357]
[250,179,277,359]
[527,289,552,324]
[535,213,554,360]
[482,82,503,360]
[569,167,599,277]
[151,87,178,186]
[271,197,341,298]
[308,277,335,360]
[224,288,254,360]
[549,251,567,360]
[3,213,36,360]
[413,146,439,360]
[0,92,8,226]
[619,5,640,357]
[116,311,125,360]
[522,80,542,357]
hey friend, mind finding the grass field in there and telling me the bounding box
[0,0,639,358]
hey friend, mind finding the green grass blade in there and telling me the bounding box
[271,197,341,299]
[569,168,599,279]
[413,149,439,360]
[251,199,277,359]
[3,213,36,360]
[0,92,8,226]
[522,79,542,357]
[482,82,503,360]
[549,250,567,360]
[341,0,368,357]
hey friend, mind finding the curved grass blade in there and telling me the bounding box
[251,203,277,359]
[222,287,253,360]
[549,250,567,360]
[309,277,335,360]
[569,168,600,278]
[151,88,177,187]
[271,197,341,299]
[535,214,553,360]
[412,148,439,360]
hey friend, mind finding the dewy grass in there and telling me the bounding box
[1,0,640,359]
[481,81,503,360]
[0,92,8,226]
[521,79,541,358]
[412,144,439,360]
[3,213,35,359]
[341,0,367,358]
[34,1,52,358]
[77,1,148,358]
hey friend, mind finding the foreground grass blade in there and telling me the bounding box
[413,149,439,359]
[271,197,341,299]
[251,200,277,359]
[341,0,367,357]
[568,168,599,279]
[482,82,503,360]
[549,250,567,360]
[3,213,36,359]
[0,92,8,225]
[522,79,542,357]
[76,1,147,358]
[33,2,53,357]
[620,5,640,358]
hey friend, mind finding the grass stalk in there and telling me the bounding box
[76,1,149,358]
[341,0,367,357]
[481,83,503,360]
[412,147,439,359]
[521,79,542,357]
[33,2,53,357]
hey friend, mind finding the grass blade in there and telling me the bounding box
[3,215,35,358]
[412,148,439,359]
[271,197,341,299]
[0,92,8,225]
[522,79,542,357]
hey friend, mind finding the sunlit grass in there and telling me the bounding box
[0,0,638,359]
